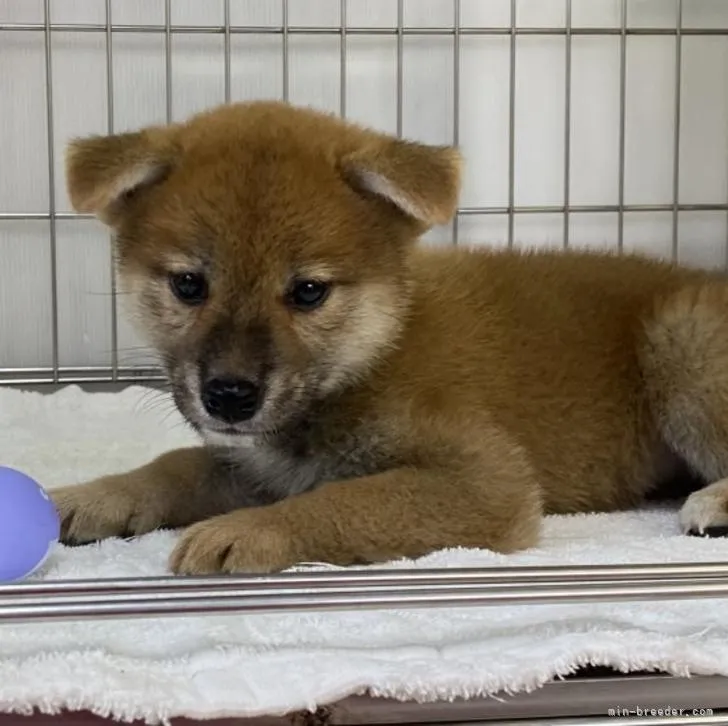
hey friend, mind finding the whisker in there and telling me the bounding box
[134,387,175,417]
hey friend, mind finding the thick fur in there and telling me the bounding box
[53,100,728,574]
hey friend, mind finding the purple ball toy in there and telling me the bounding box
[0,466,60,582]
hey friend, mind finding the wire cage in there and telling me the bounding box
[2,0,727,387]
[2,1,728,723]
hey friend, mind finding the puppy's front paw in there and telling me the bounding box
[170,510,299,575]
[52,477,167,545]
[680,478,728,537]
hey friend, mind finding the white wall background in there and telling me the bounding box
[0,0,727,374]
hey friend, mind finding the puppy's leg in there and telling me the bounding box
[52,447,234,544]
[641,283,728,535]
[171,430,543,575]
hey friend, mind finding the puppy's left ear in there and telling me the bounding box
[340,138,462,228]
[65,128,177,226]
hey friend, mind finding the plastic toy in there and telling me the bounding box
[0,466,60,582]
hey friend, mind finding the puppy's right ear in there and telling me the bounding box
[339,138,462,230]
[65,129,176,225]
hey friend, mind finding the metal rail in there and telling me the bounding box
[1,561,726,624]
[1,23,727,36]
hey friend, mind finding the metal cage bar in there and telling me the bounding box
[396,0,403,138]
[339,0,346,119]
[452,0,460,246]
[617,0,627,252]
[105,0,119,382]
[223,0,231,104]
[2,23,727,36]
[672,0,683,262]
[164,0,172,122]
[42,0,59,385]
[507,0,516,248]
[3,203,728,222]
[282,0,289,102]
[3,561,728,624]
[563,0,572,249]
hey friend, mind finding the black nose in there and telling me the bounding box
[201,377,260,424]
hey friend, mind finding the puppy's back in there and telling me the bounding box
[369,247,710,512]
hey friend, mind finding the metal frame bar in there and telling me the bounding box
[617,0,627,252]
[672,0,683,262]
[339,0,346,119]
[1,23,726,37]
[563,0,572,249]
[319,674,728,726]
[223,0,231,104]
[2,203,727,223]
[451,0,460,245]
[104,0,119,382]
[396,0,403,138]
[507,0,517,247]
[2,203,726,222]
[164,0,172,122]
[2,561,728,624]
[281,0,289,102]
[42,0,59,385]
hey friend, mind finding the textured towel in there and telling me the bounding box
[1,384,728,724]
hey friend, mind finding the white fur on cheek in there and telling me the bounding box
[114,272,164,352]
[320,282,405,393]
[118,266,201,346]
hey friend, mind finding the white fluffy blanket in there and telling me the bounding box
[1,385,728,724]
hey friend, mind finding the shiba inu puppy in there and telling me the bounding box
[52,101,728,574]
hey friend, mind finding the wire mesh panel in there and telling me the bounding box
[1,0,727,385]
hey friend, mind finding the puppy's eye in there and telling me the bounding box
[287,280,331,311]
[169,272,208,305]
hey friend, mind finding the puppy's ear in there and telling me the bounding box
[65,129,176,224]
[340,138,462,228]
